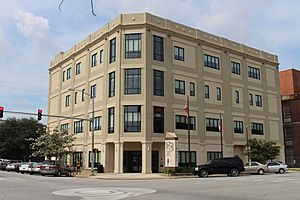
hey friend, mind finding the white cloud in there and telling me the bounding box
[0,30,11,61]
[14,9,49,39]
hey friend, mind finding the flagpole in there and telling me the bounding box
[186,96,191,167]
[219,113,223,158]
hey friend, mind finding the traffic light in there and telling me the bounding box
[37,109,42,121]
[0,107,4,118]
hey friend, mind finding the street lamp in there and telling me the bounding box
[69,88,95,176]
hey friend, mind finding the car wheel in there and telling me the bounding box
[199,169,209,178]
[258,169,264,175]
[230,168,239,177]
[279,168,285,174]
[41,173,45,176]
[21,172,24,174]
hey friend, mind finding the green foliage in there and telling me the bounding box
[30,127,76,159]
[0,117,45,161]
[247,138,280,163]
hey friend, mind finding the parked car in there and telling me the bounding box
[40,160,72,177]
[266,161,288,174]
[194,157,245,178]
[243,161,269,175]
[19,162,34,174]
[6,163,20,172]
[0,160,10,171]
[30,162,43,175]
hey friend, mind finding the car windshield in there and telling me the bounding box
[42,161,56,165]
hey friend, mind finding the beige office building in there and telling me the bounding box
[48,13,284,173]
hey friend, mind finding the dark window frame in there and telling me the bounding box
[235,91,240,103]
[125,68,141,94]
[190,82,196,96]
[153,35,164,61]
[76,62,81,75]
[109,71,115,97]
[90,84,96,98]
[108,107,115,133]
[125,33,141,59]
[99,49,103,63]
[205,85,210,99]
[153,106,164,133]
[175,115,196,130]
[91,53,97,67]
[178,151,196,167]
[251,122,264,135]
[74,121,83,134]
[66,68,71,80]
[217,87,221,100]
[234,120,244,133]
[174,46,184,61]
[65,95,70,107]
[206,118,219,132]
[175,79,185,95]
[90,116,102,131]
[249,93,253,106]
[204,54,220,70]
[124,105,141,132]
[256,95,263,107]
[109,38,116,63]
[231,61,241,75]
[248,66,260,80]
[153,70,164,96]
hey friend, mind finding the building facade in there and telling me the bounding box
[48,13,284,173]
[280,69,300,167]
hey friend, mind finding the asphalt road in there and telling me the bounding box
[0,171,300,200]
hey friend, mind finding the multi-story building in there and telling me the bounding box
[280,68,300,167]
[48,13,284,173]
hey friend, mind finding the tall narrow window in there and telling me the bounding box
[65,95,70,107]
[74,121,83,133]
[256,95,262,107]
[175,79,185,95]
[82,89,85,102]
[204,54,220,70]
[124,105,141,132]
[76,63,81,75]
[174,46,184,61]
[154,106,164,133]
[205,85,210,99]
[90,116,102,131]
[108,107,114,133]
[153,70,164,96]
[66,68,71,80]
[234,120,243,133]
[91,53,97,67]
[231,61,241,75]
[74,92,78,104]
[99,49,103,63]
[235,91,240,103]
[153,35,164,61]
[249,93,253,106]
[190,82,195,96]
[110,38,116,63]
[125,34,141,59]
[62,71,65,82]
[91,84,96,98]
[216,87,221,100]
[109,72,115,97]
[125,68,141,94]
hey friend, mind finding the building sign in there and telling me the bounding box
[165,132,178,168]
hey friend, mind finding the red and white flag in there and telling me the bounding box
[218,113,222,132]
[184,97,189,117]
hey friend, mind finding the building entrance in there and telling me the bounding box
[152,151,159,173]
[123,151,142,173]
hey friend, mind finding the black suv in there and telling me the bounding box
[194,157,245,177]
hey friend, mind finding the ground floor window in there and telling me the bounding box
[207,151,222,162]
[178,151,196,167]
[72,152,83,167]
[88,150,101,168]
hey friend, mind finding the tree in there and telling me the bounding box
[0,117,45,161]
[247,138,280,163]
[30,127,75,160]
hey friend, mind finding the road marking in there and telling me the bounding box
[53,187,156,200]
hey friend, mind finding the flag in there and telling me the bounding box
[218,113,222,132]
[184,97,189,117]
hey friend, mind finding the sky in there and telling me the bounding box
[0,0,300,123]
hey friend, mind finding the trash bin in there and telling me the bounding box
[96,163,104,173]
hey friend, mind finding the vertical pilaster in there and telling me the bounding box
[114,142,123,173]
[142,141,152,174]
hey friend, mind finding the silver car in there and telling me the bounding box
[243,161,269,175]
[266,161,288,174]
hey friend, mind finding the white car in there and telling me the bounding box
[6,163,20,172]
[30,162,43,175]
[19,162,34,174]
[266,161,288,174]
[243,161,269,175]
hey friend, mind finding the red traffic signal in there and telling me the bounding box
[37,109,42,121]
[0,107,4,118]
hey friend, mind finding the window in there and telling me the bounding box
[256,95,262,107]
[91,53,97,67]
[206,118,219,132]
[249,94,253,106]
[82,89,85,102]
[234,121,243,133]
[175,79,185,95]
[174,46,184,61]
[65,95,70,107]
[88,150,100,168]
[217,87,221,100]
[62,71,65,82]
[110,38,116,63]
[154,106,164,133]
[231,61,241,75]
[175,115,196,130]
[153,70,164,96]
[204,54,220,70]
[60,123,69,131]
[235,91,240,103]
[251,122,264,135]
[125,68,141,94]
[178,151,196,167]
[124,105,141,132]
[109,72,115,97]
[72,152,83,167]
[99,49,103,63]
[125,34,141,59]
[204,85,210,99]
[284,127,292,141]
[207,151,222,162]
[108,107,114,133]
[91,84,96,98]
[248,66,260,80]
[74,92,78,104]
[76,63,81,75]
[74,121,83,133]
[90,116,102,131]
[283,105,291,122]
[190,82,195,96]
[66,68,71,80]
[153,35,164,61]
